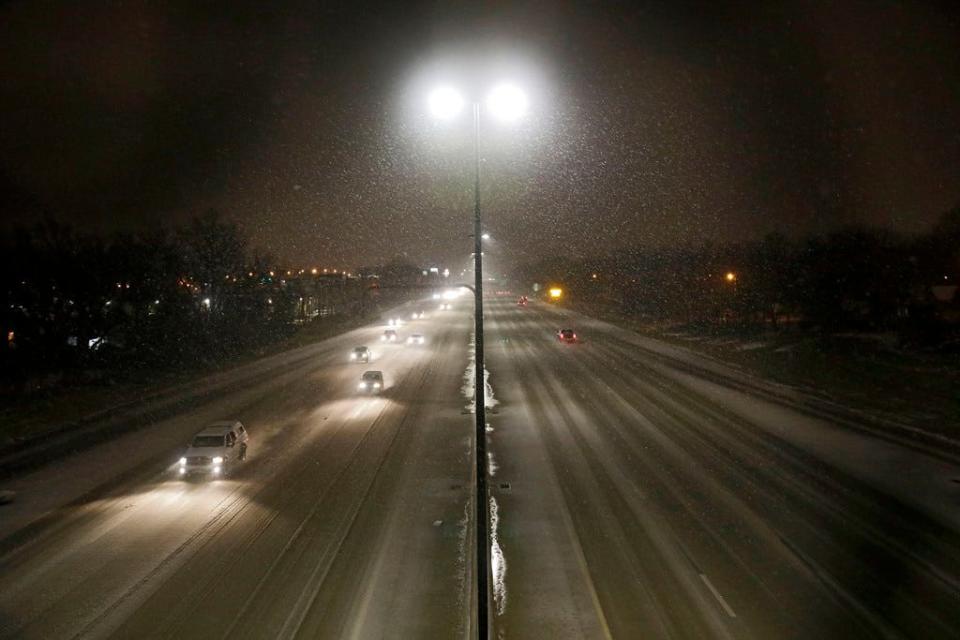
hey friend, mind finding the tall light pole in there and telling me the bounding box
[428,81,527,639]
[471,99,489,637]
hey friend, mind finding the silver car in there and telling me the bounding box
[179,421,249,478]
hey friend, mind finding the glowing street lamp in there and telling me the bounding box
[725,271,737,283]
[428,86,465,120]
[549,287,563,299]
[486,83,528,122]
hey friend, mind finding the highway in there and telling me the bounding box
[1,295,959,639]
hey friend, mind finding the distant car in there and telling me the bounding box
[381,329,398,342]
[407,333,425,345]
[410,310,426,319]
[358,370,384,394]
[350,346,370,363]
[387,317,404,327]
[438,303,451,310]
[517,296,528,306]
[179,421,248,477]
[557,328,578,343]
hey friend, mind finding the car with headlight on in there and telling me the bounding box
[358,370,384,394]
[438,303,451,310]
[381,329,398,342]
[407,333,425,345]
[179,421,248,478]
[387,317,403,327]
[350,346,370,363]
[557,328,578,343]
[410,310,426,320]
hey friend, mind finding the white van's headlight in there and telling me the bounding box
[179,457,187,466]
[350,352,356,359]
[358,382,367,389]
[373,383,381,389]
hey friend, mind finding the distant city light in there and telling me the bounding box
[311,268,318,275]
[202,297,211,308]
[549,287,563,299]
[725,272,737,283]
[481,233,490,240]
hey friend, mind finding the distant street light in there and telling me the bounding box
[428,79,528,636]
[725,271,737,283]
[549,287,563,299]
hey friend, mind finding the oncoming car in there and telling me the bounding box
[179,421,248,477]
[557,328,578,343]
[410,310,426,320]
[438,303,451,311]
[407,333,425,345]
[381,329,398,342]
[387,317,403,327]
[350,346,370,363]
[358,370,384,394]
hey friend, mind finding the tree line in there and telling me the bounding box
[516,208,960,346]
[0,211,341,389]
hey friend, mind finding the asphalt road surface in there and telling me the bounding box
[1,296,959,639]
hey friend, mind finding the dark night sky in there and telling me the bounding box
[1,1,959,269]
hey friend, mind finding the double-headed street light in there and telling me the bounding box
[428,81,527,638]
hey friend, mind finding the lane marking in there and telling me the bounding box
[699,573,737,619]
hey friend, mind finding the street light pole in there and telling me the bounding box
[471,99,490,639]
[428,82,527,638]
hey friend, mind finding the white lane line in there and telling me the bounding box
[699,573,737,619]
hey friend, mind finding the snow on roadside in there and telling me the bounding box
[455,500,471,639]
[490,496,507,616]
[461,332,499,412]
[460,331,508,617]
[487,450,498,477]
